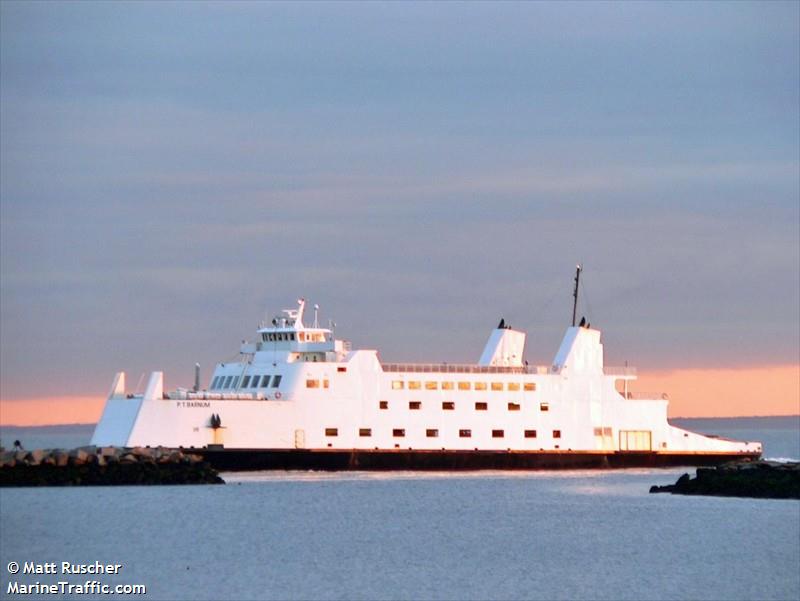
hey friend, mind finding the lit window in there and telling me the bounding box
[272,375,282,388]
[408,381,421,390]
[323,379,329,389]
[459,429,472,438]
[425,381,438,390]
[393,429,405,438]
[260,376,271,388]
[524,382,536,391]
[299,332,305,342]
[379,400,388,409]
[409,401,421,410]
[508,402,520,411]
[442,381,454,390]
[492,430,504,438]
[593,427,603,436]
[359,428,372,437]
[442,401,455,410]
[540,402,549,412]
[553,430,561,439]
[491,382,503,391]
[392,381,404,390]
[603,427,612,436]
[524,430,537,438]
[325,428,338,437]
[458,382,471,390]
[250,375,261,388]
[306,379,319,388]
[474,382,487,391]
[475,402,488,411]
[508,383,520,391]
[426,429,439,438]
[242,376,251,388]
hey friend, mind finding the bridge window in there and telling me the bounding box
[508,402,520,411]
[491,382,503,391]
[524,430,537,438]
[475,402,487,411]
[232,376,240,389]
[492,430,504,438]
[508,383,520,391]
[242,376,251,388]
[250,375,261,388]
[260,376,271,388]
[408,381,421,390]
[458,382,471,391]
[426,429,439,438]
[325,428,338,437]
[425,381,438,390]
[392,381,404,390]
[540,402,549,412]
[272,375,282,388]
[442,401,455,410]
[224,376,233,389]
[211,376,220,389]
[359,428,372,437]
[393,429,405,438]
[409,401,421,410]
[524,382,536,391]
[442,381,454,390]
[459,429,471,438]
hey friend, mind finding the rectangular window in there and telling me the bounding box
[393,429,405,438]
[524,430,537,438]
[409,401,421,410]
[323,379,329,389]
[379,400,388,409]
[603,427,612,436]
[359,428,372,437]
[425,381,438,390]
[458,381,471,390]
[306,379,319,388]
[325,428,338,437]
[337,367,347,373]
[224,375,233,389]
[442,401,455,410]
[508,382,520,391]
[408,381,421,390]
[593,427,603,436]
[459,429,472,438]
[475,402,488,411]
[524,382,536,391]
[474,382,487,391]
[508,402,520,411]
[272,375,282,388]
[392,380,404,390]
[553,430,561,439]
[211,376,220,389]
[442,381,454,390]
[426,429,439,438]
[232,376,240,389]
[492,429,504,438]
[540,402,549,412]
[242,375,251,388]
[260,376,271,388]
[250,375,261,388]
[491,382,503,391]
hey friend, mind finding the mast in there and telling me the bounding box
[571,264,582,327]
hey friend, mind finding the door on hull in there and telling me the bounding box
[619,430,652,451]
[294,429,305,449]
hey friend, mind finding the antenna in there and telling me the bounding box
[571,264,582,327]
[314,304,319,328]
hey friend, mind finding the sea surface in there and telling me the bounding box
[1,417,798,601]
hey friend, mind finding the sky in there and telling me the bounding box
[1,1,798,424]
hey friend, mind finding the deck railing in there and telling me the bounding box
[380,363,552,374]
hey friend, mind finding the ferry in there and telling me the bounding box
[91,268,762,470]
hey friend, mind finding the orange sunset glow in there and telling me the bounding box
[1,364,797,426]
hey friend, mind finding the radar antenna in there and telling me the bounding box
[571,264,582,327]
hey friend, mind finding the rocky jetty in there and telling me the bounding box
[0,446,224,487]
[650,460,799,499]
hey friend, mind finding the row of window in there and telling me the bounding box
[324,427,561,439]
[210,374,283,391]
[378,400,550,412]
[391,380,536,391]
[262,332,327,343]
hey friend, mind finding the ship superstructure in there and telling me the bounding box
[92,274,762,469]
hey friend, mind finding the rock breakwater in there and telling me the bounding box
[650,460,799,499]
[0,446,224,487]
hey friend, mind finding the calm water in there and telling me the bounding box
[1,418,798,601]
